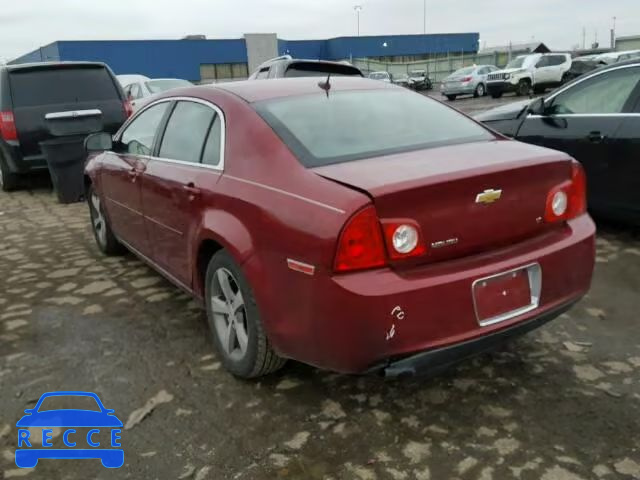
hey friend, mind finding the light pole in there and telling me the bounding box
[354,5,363,37]
[423,0,426,35]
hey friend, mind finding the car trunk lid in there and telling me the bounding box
[313,140,573,266]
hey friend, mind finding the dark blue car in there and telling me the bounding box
[15,391,123,468]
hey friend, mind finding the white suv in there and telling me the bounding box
[486,53,572,98]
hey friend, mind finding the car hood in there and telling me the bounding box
[492,67,527,75]
[17,410,124,428]
[474,99,533,122]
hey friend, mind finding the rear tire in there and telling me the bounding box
[0,154,20,192]
[205,250,285,378]
[87,184,124,255]
[446,95,457,101]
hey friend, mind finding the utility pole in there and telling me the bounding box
[582,27,586,50]
[423,0,426,35]
[354,5,363,37]
[611,16,617,49]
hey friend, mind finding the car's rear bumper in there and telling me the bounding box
[441,84,475,95]
[258,215,595,374]
[370,300,575,377]
[0,142,47,174]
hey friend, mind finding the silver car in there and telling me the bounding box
[441,65,500,101]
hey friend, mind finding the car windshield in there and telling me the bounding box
[369,73,387,79]
[453,66,476,76]
[255,89,493,167]
[505,56,527,69]
[37,395,101,412]
[409,71,425,78]
[145,79,191,93]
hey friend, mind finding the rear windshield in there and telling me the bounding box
[255,89,494,167]
[9,67,120,107]
[146,79,192,94]
[284,62,362,78]
[453,66,476,76]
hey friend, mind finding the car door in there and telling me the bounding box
[516,65,640,215]
[532,56,551,84]
[101,102,170,256]
[598,79,640,220]
[547,55,570,83]
[141,99,224,287]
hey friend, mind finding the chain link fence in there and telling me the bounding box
[352,49,534,82]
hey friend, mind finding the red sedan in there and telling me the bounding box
[84,77,595,378]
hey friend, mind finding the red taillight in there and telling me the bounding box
[334,206,386,272]
[461,76,473,82]
[0,111,18,141]
[381,219,426,260]
[123,100,133,118]
[544,161,587,223]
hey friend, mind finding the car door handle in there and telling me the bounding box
[587,131,606,143]
[183,184,201,197]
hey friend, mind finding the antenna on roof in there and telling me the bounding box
[318,74,331,98]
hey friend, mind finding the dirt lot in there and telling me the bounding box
[1,95,639,480]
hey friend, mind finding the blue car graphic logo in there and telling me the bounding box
[15,391,123,468]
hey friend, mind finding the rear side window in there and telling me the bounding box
[255,89,494,167]
[254,68,270,80]
[9,67,120,107]
[202,115,223,167]
[284,62,362,78]
[159,101,215,163]
[547,55,567,66]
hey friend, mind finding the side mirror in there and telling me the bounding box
[105,409,115,415]
[24,409,33,414]
[85,132,113,152]
[528,97,546,116]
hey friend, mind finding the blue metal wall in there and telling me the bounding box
[10,43,60,64]
[56,40,247,81]
[11,33,479,80]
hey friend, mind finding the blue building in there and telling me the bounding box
[11,33,479,83]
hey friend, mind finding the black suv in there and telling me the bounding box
[0,62,129,191]
[248,55,363,80]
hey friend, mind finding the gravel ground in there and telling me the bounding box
[1,95,639,480]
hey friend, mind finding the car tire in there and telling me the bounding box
[87,184,124,256]
[0,154,20,192]
[561,73,570,84]
[474,83,485,98]
[516,79,531,97]
[490,91,503,99]
[446,95,457,101]
[205,250,286,378]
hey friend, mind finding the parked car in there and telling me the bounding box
[592,50,640,65]
[0,62,130,191]
[441,65,501,100]
[476,60,640,224]
[392,73,411,88]
[118,75,193,111]
[368,71,392,83]
[248,55,363,80]
[486,53,572,98]
[564,59,600,81]
[408,70,433,90]
[84,77,595,379]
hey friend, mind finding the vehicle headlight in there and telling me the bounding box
[504,74,511,80]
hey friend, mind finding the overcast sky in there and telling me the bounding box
[1,0,638,61]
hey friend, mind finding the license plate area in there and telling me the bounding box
[472,264,541,327]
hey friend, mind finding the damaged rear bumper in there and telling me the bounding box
[372,301,575,377]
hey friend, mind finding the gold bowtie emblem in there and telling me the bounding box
[475,189,502,204]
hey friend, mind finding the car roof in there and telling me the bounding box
[5,61,108,72]
[208,76,394,103]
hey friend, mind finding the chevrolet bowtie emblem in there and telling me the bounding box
[475,189,502,204]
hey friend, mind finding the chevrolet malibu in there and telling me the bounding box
[83,77,595,378]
